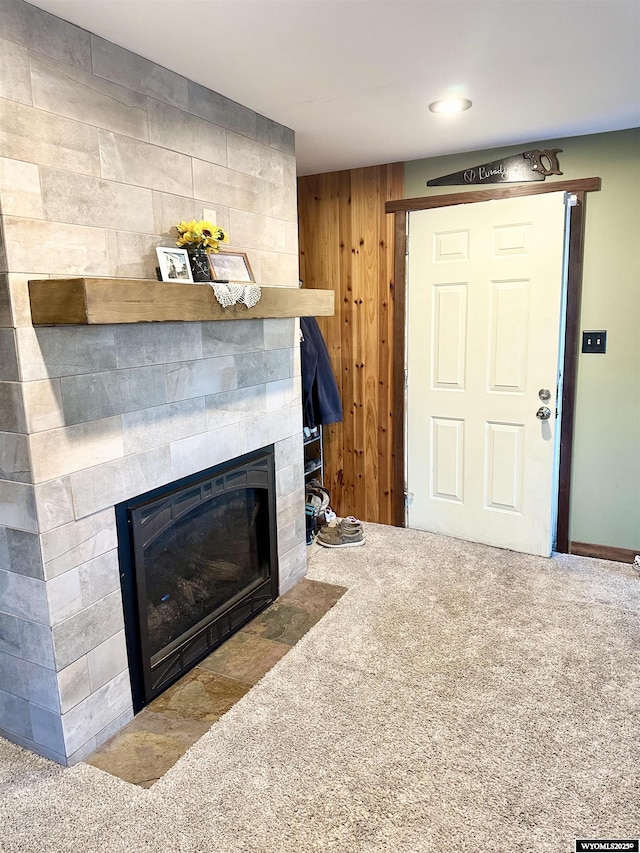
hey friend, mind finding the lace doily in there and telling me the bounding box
[210,283,262,309]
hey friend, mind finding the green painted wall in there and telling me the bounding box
[404,128,640,551]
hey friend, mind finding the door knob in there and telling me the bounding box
[536,406,551,421]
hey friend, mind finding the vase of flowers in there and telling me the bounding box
[175,219,229,282]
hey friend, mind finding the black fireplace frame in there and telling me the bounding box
[116,446,279,712]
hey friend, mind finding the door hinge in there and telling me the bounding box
[404,367,408,390]
[404,490,414,507]
[567,193,578,207]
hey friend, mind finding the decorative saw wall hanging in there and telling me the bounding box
[427,149,562,186]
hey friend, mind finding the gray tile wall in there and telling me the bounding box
[0,0,306,765]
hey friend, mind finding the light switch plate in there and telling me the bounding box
[582,330,607,353]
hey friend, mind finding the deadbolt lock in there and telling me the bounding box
[538,388,552,402]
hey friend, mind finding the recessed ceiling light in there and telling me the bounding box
[429,97,473,114]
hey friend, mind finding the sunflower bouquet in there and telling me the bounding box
[175,219,229,253]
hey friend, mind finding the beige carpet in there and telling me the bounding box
[2,524,639,852]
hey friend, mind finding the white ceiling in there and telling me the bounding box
[28,0,640,176]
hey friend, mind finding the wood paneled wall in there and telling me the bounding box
[298,164,404,525]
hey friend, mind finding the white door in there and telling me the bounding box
[406,192,568,556]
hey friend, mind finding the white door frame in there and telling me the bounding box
[385,177,601,550]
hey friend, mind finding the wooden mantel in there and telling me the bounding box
[28,278,334,325]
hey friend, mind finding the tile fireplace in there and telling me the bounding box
[0,0,310,766]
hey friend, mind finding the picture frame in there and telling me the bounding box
[156,247,193,283]
[208,250,255,283]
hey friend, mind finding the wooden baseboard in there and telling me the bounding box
[570,541,638,564]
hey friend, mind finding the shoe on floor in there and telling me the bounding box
[338,516,363,534]
[316,523,365,548]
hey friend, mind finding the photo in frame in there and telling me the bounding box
[208,250,255,282]
[156,247,193,283]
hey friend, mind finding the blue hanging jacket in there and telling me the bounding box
[300,316,343,428]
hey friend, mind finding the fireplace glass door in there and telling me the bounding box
[117,447,278,709]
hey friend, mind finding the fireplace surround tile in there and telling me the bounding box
[86,630,128,693]
[121,398,207,455]
[148,98,227,166]
[4,272,40,329]
[41,167,155,233]
[0,611,54,667]
[22,378,65,433]
[28,415,125,482]
[91,34,188,110]
[40,508,117,579]
[99,130,193,198]
[278,542,308,592]
[0,99,101,179]
[34,476,75,532]
[105,230,160,280]
[0,156,43,218]
[69,445,172,518]
[4,217,111,279]
[51,589,124,671]
[276,459,305,498]
[29,702,65,755]
[250,250,300,289]
[114,321,203,369]
[0,431,30,482]
[205,385,266,431]
[229,207,298,256]
[192,159,292,221]
[165,355,237,403]
[275,432,304,468]
[16,326,117,381]
[0,688,35,742]
[3,527,44,579]
[256,114,295,156]
[168,422,241,482]
[227,131,285,185]
[3,0,91,68]
[238,407,301,455]
[0,650,59,710]
[0,282,12,329]
[264,317,298,350]
[46,549,119,627]
[188,80,257,139]
[31,52,149,142]
[201,318,266,357]
[61,365,167,425]
[0,35,31,106]
[0,569,48,622]
[278,515,307,557]
[276,487,307,530]
[0,480,37,532]
[151,191,201,237]
[266,377,301,413]
[0,329,19,380]
[58,655,91,714]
